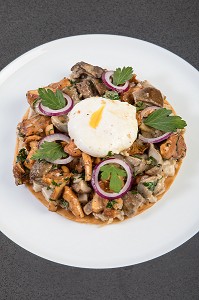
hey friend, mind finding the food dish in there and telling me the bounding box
[0,35,199,268]
[13,62,186,224]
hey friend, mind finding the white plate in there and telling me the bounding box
[0,34,199,269]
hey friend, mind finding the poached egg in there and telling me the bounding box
[68,97,138,157]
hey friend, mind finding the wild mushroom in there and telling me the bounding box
[133,85,164,107]
[82,152,92,181]
[63,186,84,218]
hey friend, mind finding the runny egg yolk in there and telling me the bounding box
[89,104,105,128]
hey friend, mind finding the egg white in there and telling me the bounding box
[68,97,138,157]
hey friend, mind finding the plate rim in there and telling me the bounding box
[0,34,199,269]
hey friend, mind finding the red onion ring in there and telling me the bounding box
[102,71,129,93]
[39,133,73,164]
[139,132,171,144]
[91,158,133,200]
[38,93,73,116]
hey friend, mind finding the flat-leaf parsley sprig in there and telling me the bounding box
[100,164,127,193]
[38,88,66,110]
[32,141,67,161]
[112,67,133,86]
[143,108,187,132]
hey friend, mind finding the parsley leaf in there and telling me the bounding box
[52,180,62,187]
[100,164,127,193]
[16,148,27,163]
[107,151,114,156]
[106,200,116,208]
[136,101,146,111]
[146,156,158,167]
[38,88,66,110]
[143,181,157,191]
[131,190,138,194]
[112,67,133,86]
[144,108,187,132]
[32,141,67,162]
[104,91,120,100]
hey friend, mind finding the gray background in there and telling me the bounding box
[0,0,198,299]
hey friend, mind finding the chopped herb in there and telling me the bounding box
[133,154,143,159]
[106,200,116,209]
[49,198,56,202]
[71,170,78,174]
[38,88,66,110]
[143,181,157,192]
[47,186,52,190]
[104,91,120,100]
[33,98,40,107]
[112,67,133,86]
[131,190,138,194]
[51,164,58,170]
[70,80,77,85]
[31,141,67,162]
[59,199,69,208]
[100,164,127,193]
[107,151,114,156]
[146,156,158,166]
[144,108,187,132]
[136,101,146,111]
[18,132,25,138]
[52,180,62,187]
[16,148,27,163]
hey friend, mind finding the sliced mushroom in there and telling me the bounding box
[91,193,105,213]
[123,192,145,217]
[72,179,91,194]
[30,161,53,184]
[71,61,104,79]
[50,182,66,201]
[63,186,84,218]
[83,201,92,215]
[103,208,125,221]
[26,89,39,108]
[76,79,97,99]
[18,115,51,137]
[45,124,54,136]
[153,177,165,196]
[64,140,82,157]
[127,139,149,155]
[82,152,92,181]
[48,200,58,212]
[126,156,150,175]
[78,193,88,204]
[145,165,162,176]
[88,77,108,96]
[32,181,43,192]
[51,115,68,133]
[24,141,38,169]
[133,86,164,107]
[148,144,163,165]
[162,159,176,177]
[62,85,80,105]
[13,162,28,185]
[137,175,164,202]
[48,77,71,90]
[41,187,53,201]
[160,133,186,160]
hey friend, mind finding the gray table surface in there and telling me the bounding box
[0,1,199,299]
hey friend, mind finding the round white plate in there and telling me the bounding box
[0,34,199,269]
